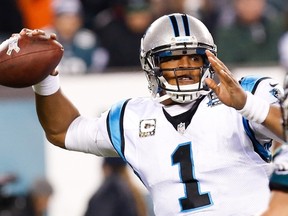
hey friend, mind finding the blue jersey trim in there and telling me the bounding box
[242,118,272,162]
[239,76,269,94]
[106,99,147,187]
[107,99,130,159]
[240,76,272,162]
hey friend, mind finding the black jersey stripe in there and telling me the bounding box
[251,77,270,94]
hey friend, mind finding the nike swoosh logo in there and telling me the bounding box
[269,83,278,87]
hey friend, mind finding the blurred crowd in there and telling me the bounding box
[0,175,53,216]
[1,1,288,215]
[1,0,288,73]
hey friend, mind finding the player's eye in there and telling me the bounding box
[159,56,182,63]
[190,55,202,62]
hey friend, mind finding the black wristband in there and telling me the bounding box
[269,171,288,193]
[269,182,288,193]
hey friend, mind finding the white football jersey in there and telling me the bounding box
[66,76,282,215]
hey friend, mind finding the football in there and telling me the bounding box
[0,33,64,88]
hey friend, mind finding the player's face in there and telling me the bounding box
[160,54,204,86]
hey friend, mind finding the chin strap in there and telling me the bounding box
[157,90,210,104]
[157,94,171,103]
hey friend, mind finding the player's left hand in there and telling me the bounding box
[205,50,247,110]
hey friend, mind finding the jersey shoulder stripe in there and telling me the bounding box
[239,75,270,94]
[107,98,131,159]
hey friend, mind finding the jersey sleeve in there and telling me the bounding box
[240,76,284,162]
[239,76,282,104]
[65,113,118,157]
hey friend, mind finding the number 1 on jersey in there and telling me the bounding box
[172,142,212,211]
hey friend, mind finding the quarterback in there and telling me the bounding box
[21,14,287,215]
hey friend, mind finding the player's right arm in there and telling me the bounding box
[35,87,80,149]
[22,28,80,149]
[34,76,118,157]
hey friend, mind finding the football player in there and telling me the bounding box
[260,74,288,216]
[24,13,286,215]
